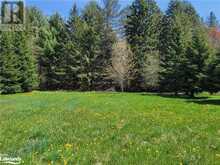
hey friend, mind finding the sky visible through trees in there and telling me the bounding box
[26,0,220,19]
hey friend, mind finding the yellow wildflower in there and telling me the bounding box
[65,143,73,149]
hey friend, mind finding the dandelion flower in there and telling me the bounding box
[65,143,73,149]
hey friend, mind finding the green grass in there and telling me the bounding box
[0,91,220,165]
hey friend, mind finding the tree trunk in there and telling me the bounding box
[120,80,124,92]
[190,91,195,98]
[175,91,178,96]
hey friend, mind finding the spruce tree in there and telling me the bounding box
[65,4,87,90]
[14,31,38,92]
[207,11,219,28]
[125,0,162,91]
[183,27,210,96]
[79,1,105,90]
[205,51,220,93]
[0,32,21,94]
[159,0,199,95]
[101,0,119,55]
[38,24,57,90]
[26,7,49,90]
[40,13,67,90]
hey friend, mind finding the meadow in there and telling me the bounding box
[0,91,220,164]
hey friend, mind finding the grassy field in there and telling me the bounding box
[0,91,220,165]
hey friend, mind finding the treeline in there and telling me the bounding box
[0,0,220,96]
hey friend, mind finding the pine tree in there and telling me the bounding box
[207,11,219,28]
[183,27,210,97]
[206,11,220,50]
[37,24,56,90]
[67,3,78,30]
[125,0,162,91]
[0,32,21,94]
[99,0,119,89]
[42,13,67,90]
[65,4,86,90]
[0,7,42,94]
[101,0,119,54]
[102,0,120,28]
[205,50,220,93]
[14,31,38,92]
[78,1,105,90]
[159,0,199,95]
[26,7,49,90]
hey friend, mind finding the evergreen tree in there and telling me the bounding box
[101,0,119,52]
[1,2,219,94]
[125,0,162,91]
[183,27,210,96]
[65,4,84,89]
[15,31,38,92]
[26,7,48,58]
[79,1,105,90]
[207,11,219,28]
[206,11,220,50]
[38,23,57,90]
[205,50,220,93]
[99,0,119,89]
[67,3,78,30]
[102,0,120,28]
[0,32,21,94]
[159,0,199,95]
[26,7,49,90]
[40,13,67,90]
[0,8,41,94]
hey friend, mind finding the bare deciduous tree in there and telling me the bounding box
[106,41,134,92]
[142,51,160,90]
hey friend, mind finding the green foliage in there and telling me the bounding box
[39,13,67,90]
[184,27,210,96]
[205,51,220,93]
[38,2,117,91]
[0,32,21,94]
[125,0,162,90]
[64,4,82,90]
[0,30,37,94]
[207,11,219,28]
[78,1,105,90]
[159,0,208,95]
[102,0,120,27]
[100,0,119,89]
[0,0,219,94]
[15,32,38,92]
[25,7,49,91]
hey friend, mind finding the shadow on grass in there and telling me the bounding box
[139,93,220,106]
[140,93,209,100]
[187,99,220,106]
[156,93,220,106]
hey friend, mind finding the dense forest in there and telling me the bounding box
[0,0,220,96]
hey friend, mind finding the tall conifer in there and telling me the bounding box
[125,0,162,91]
